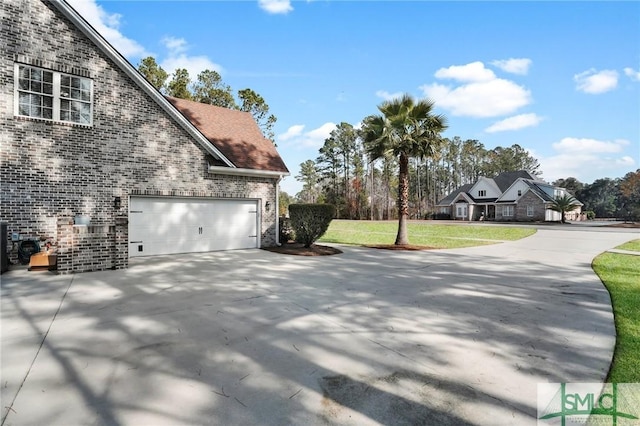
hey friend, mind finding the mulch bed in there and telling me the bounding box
[262,242,343,256]
[263,242,438,256]
[605,222,640,228]
[365,244,436,251]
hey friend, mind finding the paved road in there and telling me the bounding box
[1,226,636,425]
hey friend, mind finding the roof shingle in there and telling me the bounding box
[167,96,289,174]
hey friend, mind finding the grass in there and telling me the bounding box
[318,220,536,249]
[592,240,640,383]
[615,239,640,252]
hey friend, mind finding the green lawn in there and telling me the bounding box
[318,220,536,249]
[615,239,640,252]
[592,240,640,383]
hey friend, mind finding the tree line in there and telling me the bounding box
[137,57,277,141]
[292,121,542,221]
[553,172,640,221]
[289,112,638,222]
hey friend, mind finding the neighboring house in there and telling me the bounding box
[436,170,583,222]
[1,0,289,273]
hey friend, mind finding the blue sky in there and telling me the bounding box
[70,0,639,196]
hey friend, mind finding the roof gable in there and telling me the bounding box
[468,176,501,198]
[436,184,473,206]
[50,1,232,166]
[167,97,289,174]
[493,170,535,192]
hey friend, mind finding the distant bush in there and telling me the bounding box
[279,217,295,243]
[433,213,451,220]
[586,211,596,220]
[289,204,336,248]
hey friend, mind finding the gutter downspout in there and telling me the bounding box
[275,175,283,246]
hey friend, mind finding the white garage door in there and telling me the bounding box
[129,197,259,257]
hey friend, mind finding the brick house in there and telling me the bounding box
[436,170,583,222]
[1,0,289,273]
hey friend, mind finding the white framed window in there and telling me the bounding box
[478,190,486,197]
[502,205,514,217]
[527,205,534,216]
[15,63,92,125]
[517,189,522,196]
[456,205,467,217]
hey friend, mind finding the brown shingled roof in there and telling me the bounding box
[166,96,289,174]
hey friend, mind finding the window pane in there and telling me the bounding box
[43,71,53,83]
[43,96,53,108]
[19,78,29,90]
[61,75,70,87]
[71,78,80,89]
[80,80,90,91]
[42,107,53,120]
[60,110,70,121]
[43,82,53,95]
[31,81,42,93]
[31,69,42,81]
[19,66,30,80]
[71,88,80,100]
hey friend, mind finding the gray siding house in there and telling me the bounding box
[436,171,583,222]
[1,0,289,273]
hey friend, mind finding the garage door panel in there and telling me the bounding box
[129,198,258,257]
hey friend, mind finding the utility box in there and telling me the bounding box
[1,222,8,274]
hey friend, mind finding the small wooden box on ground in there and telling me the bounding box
[29,251,57,271]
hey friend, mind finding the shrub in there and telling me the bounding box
[289,203,336,248]
[586,210,596,220]
[279,217,295,243]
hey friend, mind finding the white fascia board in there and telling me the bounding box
[51,0,235,168]
[209,165,289,179]
[453,192,475,204]
[469,177,501,196]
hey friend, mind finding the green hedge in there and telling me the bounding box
[289,204,336,248]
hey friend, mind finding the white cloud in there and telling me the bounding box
[67,0,149,58]
[421,61,532,118]
[421,79,531,118]
[491,58,532,75]
[574,69,618,94]
[162,36,188,54]
[434,61,495,83]
[159,36,222,79]
[624,67,640,82]
[258,0,293,14]
[278,124,305,141]
[485,113,542,133]
[540,137,635,183]
[278,122,336,148]
[551,137,627,153]
[375,90,403,101]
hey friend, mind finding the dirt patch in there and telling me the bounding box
[262,242,343,256]
[366,244,436,251]
[605,222,640,228]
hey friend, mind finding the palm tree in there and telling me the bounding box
[362,94,447,245]
[550,194,580,223]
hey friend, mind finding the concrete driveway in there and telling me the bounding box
[1,225,636,425]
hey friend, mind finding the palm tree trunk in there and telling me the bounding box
[395,152,410,245]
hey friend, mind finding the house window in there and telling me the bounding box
[502,205,514,217]
[527,205,534,216]
[517,190,522,196]
[478,190,486,197]
[456,205,467,217]
[15,64,92,125]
